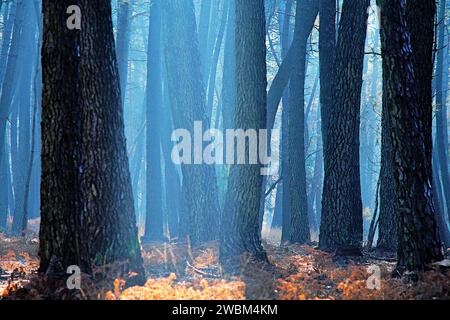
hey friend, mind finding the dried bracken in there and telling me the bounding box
[1,233,449,300]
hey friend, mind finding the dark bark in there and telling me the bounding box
[378,0,443,272]
[220,0,268,270]
[78,0,144,277]
[319,0,369,253]
[40,0,89,273]
[40,0,145,280]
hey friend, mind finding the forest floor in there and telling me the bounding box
[1,228,450,300]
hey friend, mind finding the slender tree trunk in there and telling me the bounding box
[282,0,315,244]
[377,84,397,251]
[11,1,36,235]
[435,0,450,222]
[198,0,212,86]
[161,0,220,244]
[143,0,164,242]
[319,0,336,149]
[266,3,318,132]
[206,0,229,116]
[115,0,132,107]
[221,0,236,134]
[0,0,26,168]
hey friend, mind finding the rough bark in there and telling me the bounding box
[319,0,369,254]
[220,0,268,270]
[40,0,145,280]
[378,0,443,272]
[40,0,89,273]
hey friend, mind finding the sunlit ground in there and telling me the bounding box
[1,223,449,300]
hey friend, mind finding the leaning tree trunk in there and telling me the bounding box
[319,0,369,254]
[378,0,443,273]
[219,0,268,271]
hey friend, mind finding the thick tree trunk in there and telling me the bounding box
[378,0,443,272]
[40,0,90,273]
[40,0,145,281]
[78,0,144,277]
[319,0,369,254]
[220,0,268,270]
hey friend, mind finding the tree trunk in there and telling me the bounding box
[143,0,164,242]
[319,0,369,254]
[282,0,315,244]
[11,0,36,235]
[0,0,26,169]
[115,0,132,107]
[435,0,450,223]
[220,0,268,270]
[319,0,336,149]
[378,0,443,272]
[161,0,220,244]
[40,0,145,281]
[377,90,397,251]
[40,0,90,273]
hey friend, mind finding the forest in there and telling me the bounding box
[0,0,449,302]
